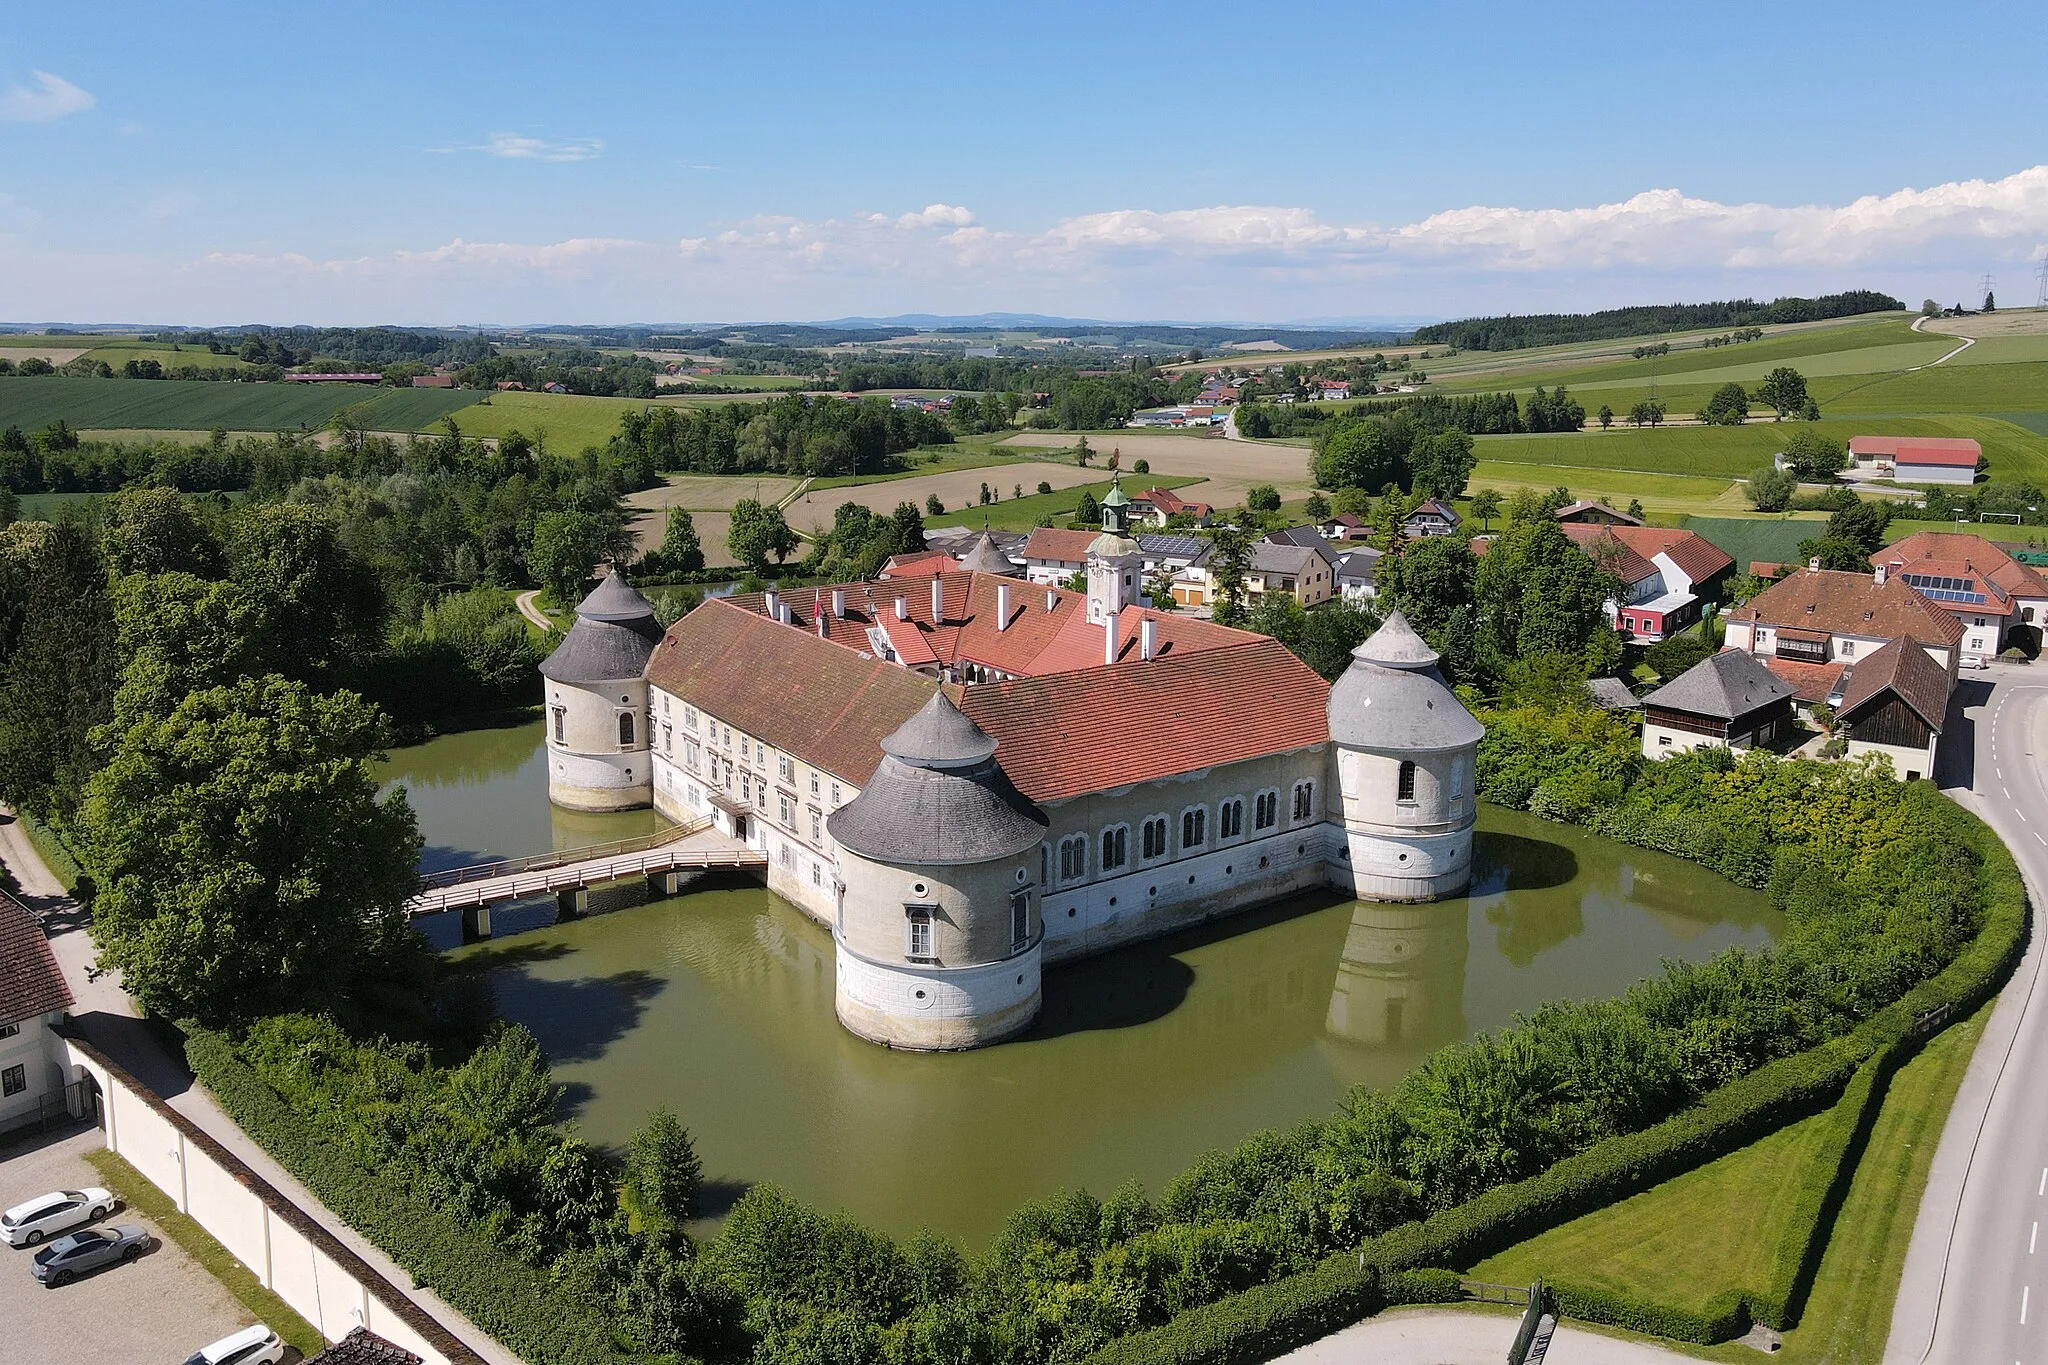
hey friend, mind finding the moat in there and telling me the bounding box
[381,719,1783,1246]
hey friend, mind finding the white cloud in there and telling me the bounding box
[435,132,605,162]
[0,71,95,124]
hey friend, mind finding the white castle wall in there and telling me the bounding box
[1329,745,1475,901]
[545,676,650,811]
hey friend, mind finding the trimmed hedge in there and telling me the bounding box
[184,1030,638,1365]
[1084,809,2027,1362]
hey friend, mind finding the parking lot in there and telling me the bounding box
[1,1122,259,1364]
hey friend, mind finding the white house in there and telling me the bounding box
[0,890,74,1135]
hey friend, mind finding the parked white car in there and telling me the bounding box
[181,1324,287,1365]
[1,1187,115,1247]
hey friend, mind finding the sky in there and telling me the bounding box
[4,2,2047,327]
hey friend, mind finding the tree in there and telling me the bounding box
[1312,416,1410,492]
[1597,405,1614,430]
[1985,291,1997,313]
[727,498,796,572]
[1756,367,1810,421]
[659,507,705,574]
[1825,497,1893,553]
[1378,535,1476,641]
[1304,492,1331,520]
[1626,499,1645,521]
[529,510,608,606]
[1247,484,1282,513]
[105,487,222,579]
[1780,428,1847,481]
[0,521,119,819]
[1074,491,1100,525]
[78,675,423,1025]
[1469,489,1502,532]
[1409,430,1476,501]
[1922,299,1941,317]
[1207,525,1252,627]
[1035,481,1052,495]
[1746,465,1797,512]
[1473,519,1623,678]
[1074,435,1093,467]
[623,1107,704,1231]
[1627,400,1666,427]
[1700,383,1751,425]
[926,494,944,515]
[1132,459,1150,474]
[232,504,384,676]
[1797,534,1875,571]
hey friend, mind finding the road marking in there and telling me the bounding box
[2025,1285,2031,1324]
[2039,1166,2045,1196]
[2032,1220,2038,1254]
[2036,833,2045,846]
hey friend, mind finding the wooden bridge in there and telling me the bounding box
[408,818,767,938]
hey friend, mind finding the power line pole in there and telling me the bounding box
[2035,253,2048,309]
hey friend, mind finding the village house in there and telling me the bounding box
[1872,531,2048,664]
[1554,500,1644,527]
[1020,527,1097,586]
[1639,649,1796,759]
[1401,499,1462,539]
[0,890,74,1135]
[1847,435,1981,486]
[1315,379,1351,400]
[1560,523,1735,643]
[1721,565,1963,712]
[1828,636,1951,780]
[1316,514,1371,542]
[1335,548,1382,602]
[1247,539,1337,606]
[1134,487,1214,528]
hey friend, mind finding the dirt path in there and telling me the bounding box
[514,589,554,630]
[1909,312,1979,367]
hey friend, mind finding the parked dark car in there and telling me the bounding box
[29,1223,150,1286]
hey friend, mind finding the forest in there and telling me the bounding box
[1410,291,1905,351]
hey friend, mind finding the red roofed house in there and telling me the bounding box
[1722,566,1963,714]
[1133,487,1214,528]
[562,473,1488,1050]
[0,889,74,1134]
[1847,435,1982,486]
[1560,524,1735,643]
[1872,531,2048,664]
[1316,379,1351,400]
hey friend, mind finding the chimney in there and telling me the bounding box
[1046,589,1057,611]
[781,602,794,625]
[996,582,1011,630]
[1807,557,1821,572]
[895,596,908,621]
[1141,617,1158,661]
[764,589,780,619]
[1104,612,1119,665]
[817,609,828,638]
[832,588,846,618]
[930,576,944,624]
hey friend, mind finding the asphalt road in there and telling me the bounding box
[1888,663,2048,1365]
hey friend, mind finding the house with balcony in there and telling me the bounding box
[1722,565,1962,712]
[1873,531,2048,664]
[1561,524,1734,643]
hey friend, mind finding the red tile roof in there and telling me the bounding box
[1561,524,1658,585]
[647,598,939,784]
[1876,531,2048,610]
[1850,435,1982,467]
[1836,636,1952,733]
[961,638,1331,803]
[0,889,71,1028]
[1139,488,1213,518]
[1760,656,1847,703]
[879,550,957,579]
[1730,568,1965,648]
[1605,525,1735,586]
[1022,528,1100,564]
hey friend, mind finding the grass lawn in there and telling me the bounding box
[81,342,257,372]
[445,389,648,452]
[0,376,479,435]
[1821,360,2048,415]
[1430,318,1921,393]
[1473,1000,1989,1363]
[1465,461,1742,517]
[924,475,1202,532]
[806,439,1048,491]
[84,1147,326,1359]
[1682,515,1829,571]
[1471,1107,1842,1319]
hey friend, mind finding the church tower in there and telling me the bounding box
[1085,471,1143,625]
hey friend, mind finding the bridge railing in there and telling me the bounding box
[417,816,714,892]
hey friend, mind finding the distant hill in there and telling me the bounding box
[1411,292,1906,352]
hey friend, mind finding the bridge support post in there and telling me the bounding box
[647,870,681,899]
[556,887,588,922]
[461,904,492,943]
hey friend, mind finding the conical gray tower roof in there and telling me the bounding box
[958,532,1018,576]
[540,573,662,683]
[829,693,1047,864]
[1327,611,1483,753]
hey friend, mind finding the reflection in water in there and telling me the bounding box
[1325,901,1468,1057]
[408,725,1786,1246]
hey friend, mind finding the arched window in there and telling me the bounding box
[1218,798,1244,839]
[1181,806,1206,850]
[619,712,636,747]
[1396,761,1416,803]
[1100,825,1128,870]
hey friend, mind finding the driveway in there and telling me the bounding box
[0,1122,257,1365]
[1272,1305,1699,1364]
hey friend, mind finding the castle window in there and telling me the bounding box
[708,754,720,782]
[1101,825,1128,871]
[778,795,792,826]
[1293,780,1316,820]
[1059,834,1088,882]
[810,809,823,842]
[685,705,698,731]
[831,782,842,806]
[551,707,565,744]
[779,755,794,782]
[810,773,821,797]
[1180,806,1207,850]
[662,722,673,755]
[1397,761,1416,803]
[685,740,701,773]
[812,861,823,887]
[1142,816,1169,860]
[741,774,751,802]
[1254,790,1279,831]
[1218,798,1244,839]
[618,712,636,747]
[1010,892,1030,952]
[906,906,936,961]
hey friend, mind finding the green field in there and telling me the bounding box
[0,376,478,434]
[450,389,659,451]
[83,341,256,372]
[1681,516,1828,571]
[1820,359,2048,414]
[1429,316,1920,393]
[1474,1001,1988,1363]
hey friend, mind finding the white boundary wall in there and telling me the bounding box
[58,1034,480,1365]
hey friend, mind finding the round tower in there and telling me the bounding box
[1326,611,1483,901]
[827,693,1050,1050]
[538,574,660,811]
[958,530,1020,576]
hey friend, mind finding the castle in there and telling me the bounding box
[539,477,1484,1050]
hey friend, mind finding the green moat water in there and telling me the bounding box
[383,720,1783,1246]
